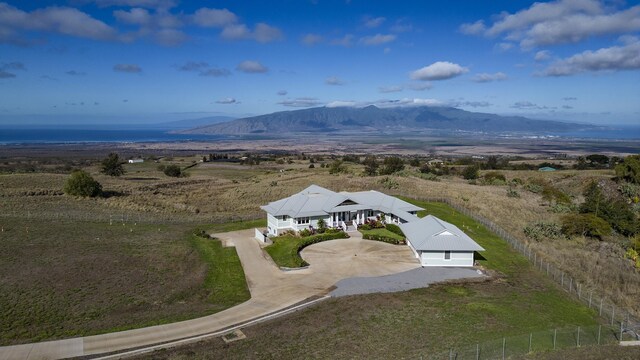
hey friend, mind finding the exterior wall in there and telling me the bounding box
[267,213,331,235]
[419,251,474,267]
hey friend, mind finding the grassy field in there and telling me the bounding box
[0,215,250,345]
[137,200,602,359]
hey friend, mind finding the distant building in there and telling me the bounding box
[538,166,556,171]
[128,159,144,164]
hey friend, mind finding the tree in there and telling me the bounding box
[408,158,421,167]
[101,153,125,177]
[317,218,327,233]
[379,156,404,175]
[362,155,378,176]
[462,165,479,180]
[616,155,640,184]
[561,213,611,239]
[163,164,182,177]
[419,163,431,174]
[64,170,102,197]
[328,160,346,174]
[581,181,637,236]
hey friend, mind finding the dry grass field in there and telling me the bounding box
[1,152,637,352]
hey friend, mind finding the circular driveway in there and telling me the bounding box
[300,236,421,279]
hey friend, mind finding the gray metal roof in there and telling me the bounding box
[399,215,485,252]
[260,185,423,220]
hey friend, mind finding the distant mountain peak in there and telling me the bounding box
[179,105,591,135]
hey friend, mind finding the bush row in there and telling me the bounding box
[362,233,405,245]
[385,223,405,237]
[295,231,350,266]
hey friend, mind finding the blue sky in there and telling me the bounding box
[0,0,639,125]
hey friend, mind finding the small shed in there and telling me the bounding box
[128,159,144,164]
[400,215,484,267]
[538,166,556,172]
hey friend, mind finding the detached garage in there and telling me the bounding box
[400,215,484,267]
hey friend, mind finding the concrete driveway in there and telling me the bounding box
[0,229,442,360]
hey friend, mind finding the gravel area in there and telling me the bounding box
[330,267,485,297]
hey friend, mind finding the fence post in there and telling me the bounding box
[449,348,452,360]
[589,291,592,308]
[620,321,624,341]
[611,306,615,326]
[528,333,532,353]
[561,272,564,287]
[476,343,479,360]
[553,329,557,349]
[599,299,603,316]
[569,277,573,293]
[577,283,581,299]
[577,326,580,347]
[597,325,601,344]
[546,262,549,276]
[502,338,506,360]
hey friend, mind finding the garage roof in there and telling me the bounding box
[400,215,484,252]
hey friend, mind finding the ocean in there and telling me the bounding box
[0,128,228,145]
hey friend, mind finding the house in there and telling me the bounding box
[128,159,144,164]
[399,215,484,267]
[261,185,422,236]
[261,185,484,267]
[538,166,556,171]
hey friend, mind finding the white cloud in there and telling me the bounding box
[253,23,283,43]
[456,101,492,108]
[277,90,287,96]
[534,50,551,61]
[471,72,507,83]
[459,20,485,35]
[65,70,86,76]
[201,68,231,77]
[220,22,282,43]
[192,8,237,27]
[325,76,345,86]
[0,3,117,43]
[496,42,513,51]
[562,97,577,101]
[511,101,549,110]
[542,38,640,76]
[410,61,468,81]
[360,33,396,45]
[378,85,403,93]
[363,16,385,28]
[113,63,142,73]
[390,20,413,33]
[216,97,238,104]
[278,97,323,107]
[236,60,268,74]
[154,28,186,45]
[407,82,432,91]
[113,8,152,26]
[326,98,444,108]
[331,34,354,47]
[302,33,323,45]
[460,0,640,49]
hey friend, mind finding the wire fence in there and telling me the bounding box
[0,209,263,225]
[426,324,623,360]
[387,193,640,358]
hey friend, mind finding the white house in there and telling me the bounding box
[399,215,484,267]
[128,159,144,164]
[261,185,484,267]
[260,185,422,236]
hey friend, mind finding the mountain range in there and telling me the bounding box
[179,106,590,135]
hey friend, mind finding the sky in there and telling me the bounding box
[0,0,639,125]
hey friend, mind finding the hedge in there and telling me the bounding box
[362,233,404,245]
[385,223,405,237]
[296,231,350,266]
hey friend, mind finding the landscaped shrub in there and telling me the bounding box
[298,228,312,237]
[362,233,404,245]
[462,165,480,180]
[523,222,564,241]
[358,224,372,230]
[364,219,385,229]
[561,213,611,240]
[163,164,183,177]
[385,223,405,237]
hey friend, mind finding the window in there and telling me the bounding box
[281,215,288,221]
[444,251,451,260]
[297,217,310,225]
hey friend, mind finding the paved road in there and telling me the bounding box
[0,230,426,360]
[331,267,485,297]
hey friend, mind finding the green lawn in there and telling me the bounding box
[207,218,266,234]
[265,232,349,268]
[189,235,250,311]
[358,227,405,241]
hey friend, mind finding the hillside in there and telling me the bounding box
[179,105,588,135]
